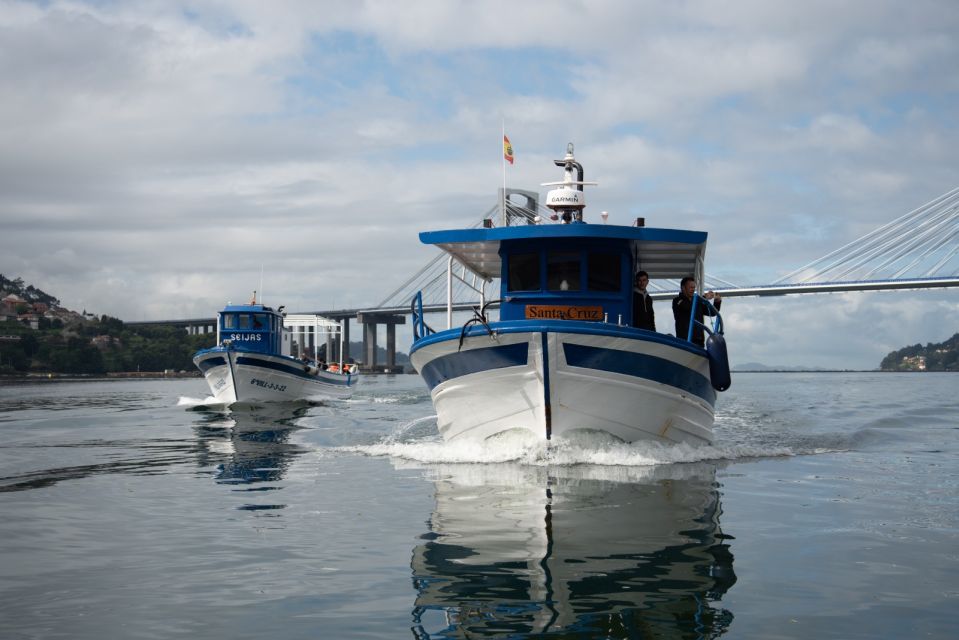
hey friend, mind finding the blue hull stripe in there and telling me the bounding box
[421,342,529,390]
[235,356,352,387]
[563,343,716,405]
[196,356,226,373]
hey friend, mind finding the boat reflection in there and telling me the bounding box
[191,402,310,487]
[409,462,736,638]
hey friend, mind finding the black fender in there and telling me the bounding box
[706,333,731,392]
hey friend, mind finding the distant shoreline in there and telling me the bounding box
[1,369,415,383]
[733,369,876,373]
[732,369,956,373]
[3,370,953,385]
[0,371,202,383]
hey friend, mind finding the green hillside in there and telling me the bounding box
[880,332,959,371]
[1,275,409,375]
[1,274,60,307]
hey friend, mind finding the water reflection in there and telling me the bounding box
[191,403,310,507]
[409,462,736,638]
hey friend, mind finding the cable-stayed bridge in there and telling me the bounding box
[131,187,959,370]
[369,185,959,309]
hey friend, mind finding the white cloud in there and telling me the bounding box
[805,114,879,153]
[724,290,959,370]
[1,0,958,367]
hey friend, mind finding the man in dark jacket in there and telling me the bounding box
[672,276,721,347]
[632,271,656,331]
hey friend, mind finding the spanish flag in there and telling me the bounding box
[503,135,514,165]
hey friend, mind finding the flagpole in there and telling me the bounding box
[501,120,507,226]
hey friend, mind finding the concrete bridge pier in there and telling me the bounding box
[186,321,215,335]
[363,322,376,369]
[500,187,540,225]
[356,312,406,373]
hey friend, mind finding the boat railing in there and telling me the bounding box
[412,288,725,346]
[457,300,499,351]
[687,293,724,343]
[411,291,435,341]
[444,256,489,329]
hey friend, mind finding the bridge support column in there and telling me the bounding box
[386,323,396,370]
[499,187,540,225]
[363,322,377,370]
[356,312,406,373]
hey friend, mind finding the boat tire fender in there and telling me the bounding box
[706,333,731,392]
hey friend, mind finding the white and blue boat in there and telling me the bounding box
[193,300,358,404]
[409,144,729,445]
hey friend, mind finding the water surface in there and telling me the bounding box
[0,373,956,638]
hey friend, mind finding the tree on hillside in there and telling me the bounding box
[880,332,959,371]
[44,336,106,374]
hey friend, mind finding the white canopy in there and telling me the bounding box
[283,314,342,333]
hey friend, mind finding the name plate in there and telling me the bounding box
[525,305,604,321]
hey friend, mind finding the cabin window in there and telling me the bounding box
[547,252,581,291]
[253,314,268,329]
[588,253,621,291]
[508,253,540,291]
[238,315,250,329]
[223,314,236,329]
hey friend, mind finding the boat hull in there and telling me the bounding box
[410,322,716,444]
[193,348,357,404]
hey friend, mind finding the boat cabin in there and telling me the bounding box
[501,235,630,323]
[216,303,346,361]
[217,304,286,355]
[420,224,708,329]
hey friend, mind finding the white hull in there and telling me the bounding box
[194,348,357,404]
[410,325,715,444]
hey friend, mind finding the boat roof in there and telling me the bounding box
[283,313,341,330]
[419,224,708,280]
[220,304,340,329]
[222,303,280,314]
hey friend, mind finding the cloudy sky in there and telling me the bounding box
[2,0,958,369]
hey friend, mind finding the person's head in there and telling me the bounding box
[635,270,649,290]
[680,276,696,298]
